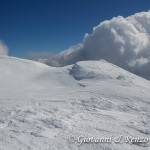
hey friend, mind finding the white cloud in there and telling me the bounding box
[47,10,150,77]
[27,51,55,60]
[0,40,8,56]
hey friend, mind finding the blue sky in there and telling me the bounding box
[0,0,150,58]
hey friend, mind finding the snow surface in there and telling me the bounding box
[0,56,150,150]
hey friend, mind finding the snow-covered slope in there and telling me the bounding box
[0,56,150,150]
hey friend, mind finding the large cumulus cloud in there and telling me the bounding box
[0,40,9,56]
[47,10,150,77]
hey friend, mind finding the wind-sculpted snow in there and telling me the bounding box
[48,10,150,77]
[0,56,150,150]
[70,60,136,81]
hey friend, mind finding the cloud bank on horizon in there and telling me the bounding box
[47,10,150,76]
[0,41,8,56]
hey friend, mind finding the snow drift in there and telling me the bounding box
[70,60,134,81]
[48,10,150,77]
